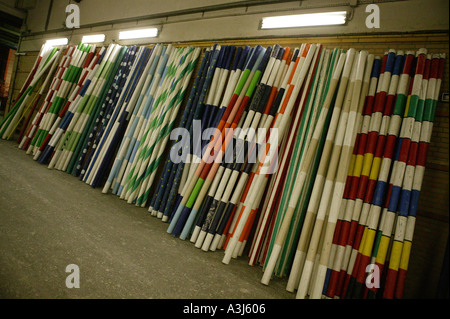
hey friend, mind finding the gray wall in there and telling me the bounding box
[17,0,450,51]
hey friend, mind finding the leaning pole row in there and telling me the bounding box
[3,40,445,299]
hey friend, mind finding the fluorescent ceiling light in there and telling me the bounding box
[45,38,69,46]
[82,34,106,43]
[119,28,158,40]
[261,11,347,29]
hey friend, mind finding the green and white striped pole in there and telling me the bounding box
[128,47,194,204]
[118,45,172,199]
[47,44,120,169]
[136,47,201,207]
[261,49,349,286]
[1,47,60,139]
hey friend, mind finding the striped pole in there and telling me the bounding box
[46,44,120,169]
[366,53,432,298]
[71,46,130,177]
[190,108,252,246]
[68,46,127,175]
[172,45,255,216]
[341,51,414,298]
[325,53,389,297]
[159,47,215,214]
[351,51,427,299]
[193,45,283,247]
[107,46,165,192]
[174,46,271,239]
[35,46,105,163]
[178,46,218,189]
[82,46,149,183]
[19,47,73,151]
[27,46,74,154]
[29,44,88,155]
[16,50,63,143]
[65,45,140,174]
[262,49,348,286]
[188,45,279,242]
[249,45,323,269]
[8,82,45,140]
[392,54,445,299]
[67,46,139,176]
[224,43,317,265]
[162,46,250,223]
[224,111,288,259]
[271,49,339,281]
[219,63,288,255]
[135,46,202,203]
[165,46,250,223]
[103,45,165,193]
[72,47,130,180]
[13,44,54,104]
[124,47,204,201]
[155,46,235,217]
[63,44,128,175]
[264,48,330,276]
[70,47,128,177]
[47,44,122,170]
[315,52,372,295]
[149,46,224,219]
[240,47,294,256]
[166,45,265,236]
[27,46,76,152]
[134,47,201,206]
[150,47,215,218]
[177,46,272,240]
[307,51,372,299]
[200,45,229,135]
[83,46,152,186]
[259,47,335,279]
[341,51,415,298]
[331,53,390,298]
[1,48,60,139]
[382,54,440,299]
[33,45,102,162]
[202,45,298,250]
[119,45,179,200]
[207,47,293,252]
[263,48,336,276]
[352,48,428,298]
[249,47,310,264]
[122,46,190,202]
[204,46,288,250]
[117,45,173,199]
[14,52,61,142]
[293,50,367,299]
[79,45,140,180]
[167,45,258,226]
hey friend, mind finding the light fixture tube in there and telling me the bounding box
[45,38,69,46]
[118,28,158,40]
[261,11,347,29]
[82,34,106,43]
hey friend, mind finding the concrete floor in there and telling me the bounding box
[0,140,293,299]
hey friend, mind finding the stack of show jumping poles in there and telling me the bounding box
[4,40,446,299]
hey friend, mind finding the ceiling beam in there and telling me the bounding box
[0,1,26,20]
